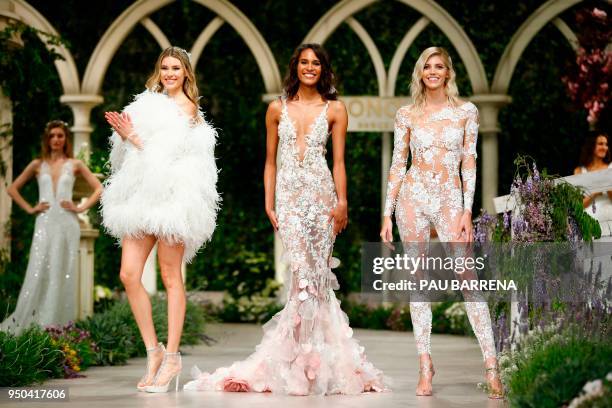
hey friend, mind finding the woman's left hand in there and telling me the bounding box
[458,210,473,242]
[60,200,82,213]
[329,200,348,235]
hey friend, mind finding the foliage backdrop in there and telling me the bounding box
[2,0,594,302]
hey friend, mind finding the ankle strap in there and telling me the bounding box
[146,342,164,352]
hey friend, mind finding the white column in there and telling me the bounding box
[0,89,12,252]
[0,13,22,253]
[470,94,512,214]
[60,94,104,161]
[61,94,104,317]
[78,228,99,319]
[142,244,158,295]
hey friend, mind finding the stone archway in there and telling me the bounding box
[82,0,281,95]
[492,0,582,94]
[304,0,488,94]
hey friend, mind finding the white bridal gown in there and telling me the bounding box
[1,160,80,334]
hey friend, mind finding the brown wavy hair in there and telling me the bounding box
[41,120,73,159]
[579,131,610,167]
[145,46,199,106]
[282,43,338,101]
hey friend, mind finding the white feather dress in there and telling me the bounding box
[101,90,220,263]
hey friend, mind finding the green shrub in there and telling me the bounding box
[76,301,136,365]
[0,326,64,386]
[501,325,612,408]
[77,296,208,365]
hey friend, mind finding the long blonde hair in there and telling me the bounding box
[145,46,199,106]
[410,47,459,111]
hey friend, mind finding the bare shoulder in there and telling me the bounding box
[71,158,87,171]
[28,158,42,171]
[328,99,347,119]
[185,100,198,117]
[267,98,282,119]
[574,166,582,175]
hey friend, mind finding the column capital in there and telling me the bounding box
[60,94,104,159]
[469,93,512,107]
[469,94,512,134]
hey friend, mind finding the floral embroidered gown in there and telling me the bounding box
[184,97,387,395]
[383,102,496,360]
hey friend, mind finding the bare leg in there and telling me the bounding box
[157,240,185,353]
[147,240,185,391]
[120,235,158,348]
[119,235,164,389]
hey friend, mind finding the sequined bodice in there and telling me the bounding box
[38,160,75,205]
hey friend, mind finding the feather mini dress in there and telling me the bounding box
[101,90,220,262]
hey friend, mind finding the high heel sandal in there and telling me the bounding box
[485,364,504,399]
[416,359,435,396]
[144,351,182,393]
[136,343,165,391]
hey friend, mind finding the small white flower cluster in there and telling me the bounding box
[443,302,467,331]
[568,373,611,408]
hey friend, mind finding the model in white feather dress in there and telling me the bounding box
[102,47,219,393]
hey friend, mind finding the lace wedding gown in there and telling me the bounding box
[184,97,387,395]
[383,102,496,360]
[0,161,79,334]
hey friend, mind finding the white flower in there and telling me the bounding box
[582,379,602,395]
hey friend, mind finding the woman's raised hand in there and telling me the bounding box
[104,111,143,149]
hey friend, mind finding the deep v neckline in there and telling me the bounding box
[284,100,329,163]
[41,160,71,198]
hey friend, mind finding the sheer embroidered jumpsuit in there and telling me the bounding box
[383,102,496,360]
[184,96,386,395]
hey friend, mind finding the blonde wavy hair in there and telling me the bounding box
[410,47,459,111]
[145,46,199,106]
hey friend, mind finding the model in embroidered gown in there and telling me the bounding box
[0,121,102,335]
[102,47,219,393]
[184,44,387,396]
[379,47,503,398]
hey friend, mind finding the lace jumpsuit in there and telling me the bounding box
[383,102,496,360]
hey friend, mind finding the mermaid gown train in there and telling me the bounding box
[184,97,388,395]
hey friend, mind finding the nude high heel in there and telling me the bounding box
[136,343,165,391]
[144,351,182,393]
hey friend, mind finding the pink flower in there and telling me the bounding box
[222,377,250,392]
[592,8,606,19]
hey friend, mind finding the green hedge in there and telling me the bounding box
[500,325,612,408]
[0,296,208,386]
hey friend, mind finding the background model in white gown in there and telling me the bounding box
[101,90,220,263]
[0,161,79,334]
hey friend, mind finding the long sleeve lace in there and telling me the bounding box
[461,104,478,212]
[383,108,410,217]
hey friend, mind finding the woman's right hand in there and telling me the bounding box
[380,216,394,244]
[266,207,279,231]
[29,201,50,215]
[104,111,143,149]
